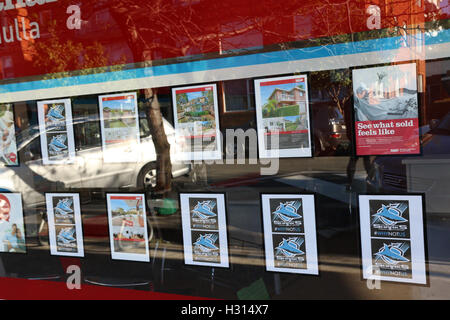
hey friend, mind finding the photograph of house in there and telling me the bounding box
[261,81,307,123]
[176,88,216,136]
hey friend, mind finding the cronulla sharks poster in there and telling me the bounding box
[180,193,229,268]
[37,99,76,165]
[261,194,318,275]
[359,195,427,284]
[46,193,84,257]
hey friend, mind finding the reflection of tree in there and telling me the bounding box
[310,69,351,116]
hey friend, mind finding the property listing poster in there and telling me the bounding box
[254,75,312,158]
[352,63,420,156]
[180,193,229,268]
[0,104,18,166]
[106,194,149,262]
[98,92,140,163]
[0,193,26,253]
[359,195,427,284]
[261,194,318,275]
[37,99,76,165]
[46,193,84,257]
[172,84,221,160]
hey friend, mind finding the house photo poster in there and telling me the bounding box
[0,104,18,166]
[106,193,150,262]
[261,194,319,275]
[0,193,26,253]
[172,84,222,161]
[254,75,312,159]
[37,99,76,165]
[46,193,84,257]
[352,63,420,156]
[180,193,229,268]
[359,194,427,285]
[98,92,140,163]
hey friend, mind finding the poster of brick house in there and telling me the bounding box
[255,75,312,158]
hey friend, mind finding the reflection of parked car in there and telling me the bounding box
[366,112,450,214]
[312,103,350,155]
[0,115,190,210]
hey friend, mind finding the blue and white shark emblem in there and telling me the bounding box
[372,203,408,226]
[47,105,65,122]
[54,198,73,216]
[194,234,219,252]
[276,237,304,257]
[48,134,68,153]
[192,201,217,220]
[374,243,410,265]
[272,201,301,222]
[57,227,76,244]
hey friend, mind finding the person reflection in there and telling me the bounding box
[344,95,371,191]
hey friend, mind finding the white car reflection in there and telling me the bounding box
[0,116,191,209]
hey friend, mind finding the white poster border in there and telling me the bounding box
[106,193,150,262]
[46,193,85,257]
[261,194,319,275]
[180,193,229,268]
[37,98,76,165]
[254,74,312,159]
[98,92,141,163]
[359,194,427,285]
[171,84,222,161]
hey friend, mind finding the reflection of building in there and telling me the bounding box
[269,87,306,109]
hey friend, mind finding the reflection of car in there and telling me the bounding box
[312,103,350,155]
[366,112,450,214]
[0,115,190,210]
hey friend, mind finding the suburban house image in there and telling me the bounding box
[268,86,306,108]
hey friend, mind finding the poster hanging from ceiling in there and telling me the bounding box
[261,194,318,275]
[46,193,85,257]
[352,63,420,156]
[254,75,312,159]
[172,84,221,161]
[98,92,141,163]
[180,193,229,268]
[359,194,427,285]
[37,99,76,165]
[0,193,26,253]
[0,104,18,166]
[106,193,150,262]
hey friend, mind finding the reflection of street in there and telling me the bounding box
[1,158,449,299]
[265,132,309,150]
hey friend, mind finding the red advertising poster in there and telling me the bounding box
[352,63,420,156]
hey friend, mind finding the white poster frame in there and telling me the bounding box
[180,193,229,268]
[261,194,318,275]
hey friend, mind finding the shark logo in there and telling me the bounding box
[372,203,408,226]
[54,198,74,216]
[48,134,68,153]
[57,227,76,244]
[275,237,304,257]
[272,200,302,222]
[194,233,219,252]
[191,200,217,220]
[374,242,410,265]
[47,105,65,122]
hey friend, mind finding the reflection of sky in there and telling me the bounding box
[284,115,299,122]
[111,199,142,212]
[102,98,134,111]
[111,200,131,212]
[260,83,304,104]
[353,65,416,91]
[186,91,203,100]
